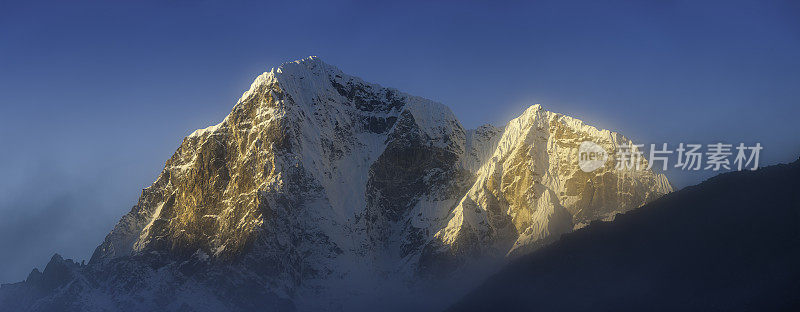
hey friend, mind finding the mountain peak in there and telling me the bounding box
[284,55,324,66]
[273,55,335,75]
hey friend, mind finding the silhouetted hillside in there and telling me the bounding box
[450,158,800,311]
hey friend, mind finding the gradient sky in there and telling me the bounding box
[1,0,799,283]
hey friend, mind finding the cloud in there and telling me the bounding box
[0,158,127,283]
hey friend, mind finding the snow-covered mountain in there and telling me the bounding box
[0,57,672,311]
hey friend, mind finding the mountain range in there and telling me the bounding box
[1,57,673,311]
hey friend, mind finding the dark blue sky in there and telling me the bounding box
[1,0,799,283]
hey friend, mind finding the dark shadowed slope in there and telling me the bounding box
[449,158,800,312]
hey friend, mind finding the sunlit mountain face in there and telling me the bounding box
[0,58,675,311]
